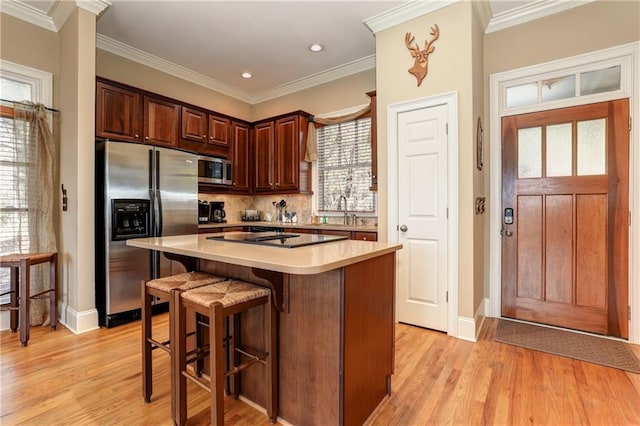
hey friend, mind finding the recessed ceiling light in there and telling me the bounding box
[241,72,252,79]
[309,44,323,52]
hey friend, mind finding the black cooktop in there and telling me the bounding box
[206,231,348,248]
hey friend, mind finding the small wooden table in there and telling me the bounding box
[0,252,58,346]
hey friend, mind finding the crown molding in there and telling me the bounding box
[96,34,255,104]
[473,1,492,32]
[485,0,596,33]
[364,0,458,34]
[76,0,110,16]
[0,0,57,31]
[251,55,376,104]
[1,0,110,32]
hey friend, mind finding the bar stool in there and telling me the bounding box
[172,279,278,426]
[141,271,227,407]
[0,252,57,347]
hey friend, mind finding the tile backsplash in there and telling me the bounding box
[199,193,377,226]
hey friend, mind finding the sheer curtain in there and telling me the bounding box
[5,102,57,325]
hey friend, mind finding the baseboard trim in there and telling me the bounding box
[61,306,100,334]
[457,299,487,342]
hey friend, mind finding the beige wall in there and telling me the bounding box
[376,2,478,319]
[96,49,253,122]
[251,69,376,120]
[0,14,59,87]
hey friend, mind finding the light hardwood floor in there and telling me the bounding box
[1,316,639,425]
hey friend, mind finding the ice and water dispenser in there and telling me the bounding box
[111,199,150,241]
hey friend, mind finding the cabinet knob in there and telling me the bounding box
[134,134,139,138]
[203,134,207,139]
[145,136,149,140]
[275,182,279,186]
[210,136,214,140]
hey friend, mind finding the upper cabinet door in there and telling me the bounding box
[96,82,142,142]
[254,122,275,192]
[205,114,231,158]
[179,106,208,152]
[144,96,180,147]
[231,121,251,193]
[274,116,299,192]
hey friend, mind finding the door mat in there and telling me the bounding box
[494,319,640,374]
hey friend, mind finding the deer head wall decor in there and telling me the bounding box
[404,24,440,87]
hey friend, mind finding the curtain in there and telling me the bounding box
[10,102,57,325]
[305,103,371,162]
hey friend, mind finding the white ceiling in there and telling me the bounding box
[9,0,590,104]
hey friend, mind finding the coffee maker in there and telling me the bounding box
[198,200,210,224]
[210,201,226,223]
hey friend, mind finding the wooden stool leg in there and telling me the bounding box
[265,295,278,423]
[19,259,30,347]
[49,254,57,330]
[195,313,205,377]
[173,289,188,426]
[210,304,225,426]
[9,266,19,333]
[230,313,241,399]
[141,281,153,403]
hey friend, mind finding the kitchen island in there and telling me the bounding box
[127,233,402,426]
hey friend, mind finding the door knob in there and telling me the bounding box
[400,225,408,232]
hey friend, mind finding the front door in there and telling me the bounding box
[501,99,629,338]
[397,102,449,332]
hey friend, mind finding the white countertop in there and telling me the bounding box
[126,232,401,275]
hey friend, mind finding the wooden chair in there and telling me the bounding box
[141,271,227,410]
[172,279,278,426]
[0,252,57,347]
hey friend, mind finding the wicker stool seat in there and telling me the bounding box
[142,271,227,406]
[0,252,57,346]
[173,279,278,426]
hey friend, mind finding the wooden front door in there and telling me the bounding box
[501,99,629,338]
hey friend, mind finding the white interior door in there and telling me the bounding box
[397,103,449,331]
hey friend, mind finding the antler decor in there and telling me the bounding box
[404,24,440,87]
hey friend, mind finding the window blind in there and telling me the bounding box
[316,117,375,213]
[0,113,31,303]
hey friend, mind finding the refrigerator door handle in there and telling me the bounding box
[155,151,163,236]
[156,188,163,236]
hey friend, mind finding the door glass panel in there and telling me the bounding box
[506,83,538,108]
[580,66,621,96]
[546,123,572,177]
[542,75,575,102]
[518,127,542,178]
[577,119,606,175]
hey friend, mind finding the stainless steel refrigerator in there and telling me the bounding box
[96,140,198,327]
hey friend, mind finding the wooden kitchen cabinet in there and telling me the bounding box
[179,106,230,158]
[253,112,310,194]
[96,81,142,142]
[143,95,180,147]
[367,90,377,191]
[231,121,251,193]
[318,229,352,238]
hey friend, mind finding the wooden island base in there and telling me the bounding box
[197,253,395,426]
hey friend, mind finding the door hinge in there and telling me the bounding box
[630,116,632,132]
[629,305,631,320]
[630,211,632,227]
[446,123,449,135]
[446,291,449,303]
[446,207,449,218]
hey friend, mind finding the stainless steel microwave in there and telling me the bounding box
[198,156,232,185]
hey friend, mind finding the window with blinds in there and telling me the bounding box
[1,76,33,304]
[316,117,376,213]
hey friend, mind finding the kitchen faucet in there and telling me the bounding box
[338,195,348,225]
